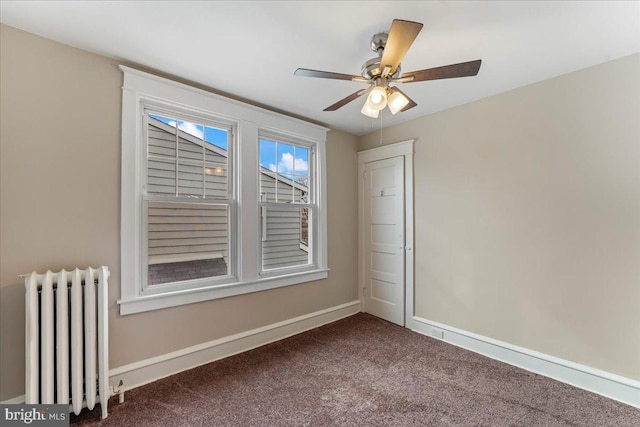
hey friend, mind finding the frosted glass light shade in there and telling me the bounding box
[367,86,387,111]
[361,101,379,118]
[388,90,410,115]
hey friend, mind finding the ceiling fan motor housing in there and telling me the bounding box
[361,56,402,79]
[362,32,401,79]
[370,32,388,52]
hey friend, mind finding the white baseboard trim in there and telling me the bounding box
[1,395,26,404]
[408,316,640,408]
[109,300,361,392]
[2,300,361,405]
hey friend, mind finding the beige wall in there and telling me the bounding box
[360,53,640,380]
[2,21,637,401]
[0,25,359,400]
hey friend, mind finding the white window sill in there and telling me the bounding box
[117,268,329,315]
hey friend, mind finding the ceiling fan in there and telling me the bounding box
[294,19,482,118]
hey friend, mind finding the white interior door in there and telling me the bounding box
[363,156,405,326]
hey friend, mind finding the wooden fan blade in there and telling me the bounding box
[380,20,424,75]
[389,87,417,112]
[324,87,372,111]
[294,68,363,81]
[401,59,482,83]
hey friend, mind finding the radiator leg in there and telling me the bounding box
[111,380,125,406]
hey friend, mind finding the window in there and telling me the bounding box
[119,66,328,314]
[259,136,314,272]
[144,112,234,289]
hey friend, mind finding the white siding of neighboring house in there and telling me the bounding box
[262,207,309,269]
[147,201,229,264]
[147,119,230,266]
[259,171,305,202]
[146,118,309,272]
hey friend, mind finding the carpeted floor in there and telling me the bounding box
[72,313,640,426]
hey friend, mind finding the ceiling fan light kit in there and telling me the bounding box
[367,85,388,111]
[387,90,410,115]
[361,101,380,118]
[294,19,482,118]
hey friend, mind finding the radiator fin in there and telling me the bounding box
[56,270,69,405]
[24,266,111,419]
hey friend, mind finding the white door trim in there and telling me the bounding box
[358,140,415,325]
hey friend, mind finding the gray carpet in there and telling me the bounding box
[72,313,640,426]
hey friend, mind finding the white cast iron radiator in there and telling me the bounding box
[23,266,111,419]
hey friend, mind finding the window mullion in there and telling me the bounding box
[175,120,179,197]
[274,142,279,203]
[310,146,315,204]
[239,120,259,282]
[228,129,233,199]
[202,126,206,198]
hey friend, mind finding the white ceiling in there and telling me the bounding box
[1,1,639,135]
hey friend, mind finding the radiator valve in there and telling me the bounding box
[111,380,125,404]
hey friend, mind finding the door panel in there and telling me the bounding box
[371,278,396,302]
[372,224,395,244]
[363,156,405,325]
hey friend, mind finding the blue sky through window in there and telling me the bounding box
[149,114,308,180]
[259,138,309,178]
[149,114,227,150]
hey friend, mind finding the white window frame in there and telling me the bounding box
[142,106,237,294]
[257,132,316,276]
[118,66,329,315]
